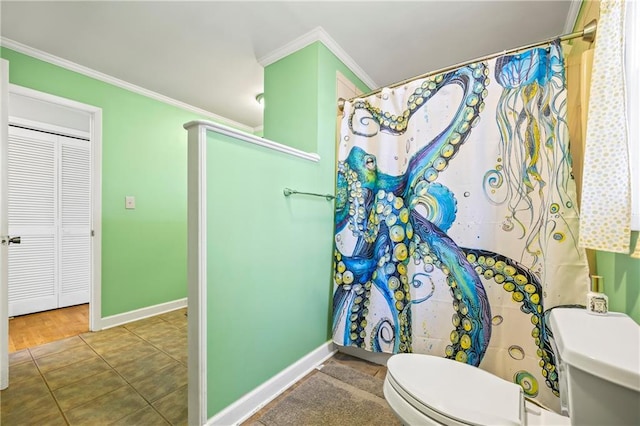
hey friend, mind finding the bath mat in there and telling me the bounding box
[255,371,400,426]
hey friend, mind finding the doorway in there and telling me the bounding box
[1,83,102,388]
[8,124,91,317]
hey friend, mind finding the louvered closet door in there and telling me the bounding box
[7,126,91,316]
[59,137,91,308]
[8,127,58,316]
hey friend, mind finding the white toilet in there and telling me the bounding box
[383,308,640,425]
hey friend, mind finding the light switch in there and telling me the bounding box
[125,196,136,209]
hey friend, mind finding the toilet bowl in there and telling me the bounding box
[383,309,640,425]
[383,353,569,426]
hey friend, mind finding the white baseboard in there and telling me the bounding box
[206,341,337,426]
[98,297,187,330]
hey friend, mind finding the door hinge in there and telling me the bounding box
[91,230,95,237]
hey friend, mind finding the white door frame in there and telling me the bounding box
[1,59,10,391]
[0,82,102,389]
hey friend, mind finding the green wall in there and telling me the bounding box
[207,42,368,416]
[263,44,319,153]
[263,42,369,153]
[1,47,204,316]
[598,232,640,323]
[205,131,334,414]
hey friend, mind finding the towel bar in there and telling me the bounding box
[283,188,335,201]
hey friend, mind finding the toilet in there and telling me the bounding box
[383,308,640,425]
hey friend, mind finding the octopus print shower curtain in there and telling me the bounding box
[332,41,589,410]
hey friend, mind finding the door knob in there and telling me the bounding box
[1,236,21,245]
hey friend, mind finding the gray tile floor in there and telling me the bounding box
[1,308,187,425]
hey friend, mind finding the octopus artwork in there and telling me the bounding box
[332,41,589,409]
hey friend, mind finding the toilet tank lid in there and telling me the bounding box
[549,308,640,392]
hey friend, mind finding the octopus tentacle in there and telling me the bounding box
[332,251,377,347]
[334,63,492,354]
[369,194,414,352]
[408,181,457,233]
[349,63,489,138]
[461,247,559,395]
[410,212,492,366]
[346,64,491,199]
[370,318,395,352]
[404,63,490,194]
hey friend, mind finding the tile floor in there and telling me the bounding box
[1,308,187,425]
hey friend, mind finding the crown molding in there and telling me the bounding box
[564,0,582,33]
[258,26,377,90]
[0,37,255,133]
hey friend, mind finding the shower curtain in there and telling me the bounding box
[332,41,589,410]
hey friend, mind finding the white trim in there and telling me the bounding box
[98,297,187,330]
[206,341,337,426]
[8,83,92,140]
[186,123,208,426]
[8,83,98,131]
[90,109,103,332]
[0,37,255,134]
[8,117,90,140]
[0,59,9,391]
[7,84,103,333]
[258,26,377,90]
[184,120,320,162]
[564,0,583,33]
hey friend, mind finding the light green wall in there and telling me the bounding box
[207,42,369,416]
[263,42,369,153]
[263,43,318,153]
[598,232,640,323]
[205,131,335,414]
[0,47,205,316]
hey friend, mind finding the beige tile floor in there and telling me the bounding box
[1,308,187,426]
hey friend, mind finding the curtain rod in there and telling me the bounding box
[338,19,597,111]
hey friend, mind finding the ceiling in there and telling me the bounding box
[0,1,578,131]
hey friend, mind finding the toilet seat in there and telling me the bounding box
[386,354,523,425]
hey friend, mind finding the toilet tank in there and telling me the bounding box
[549,308,640,426]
